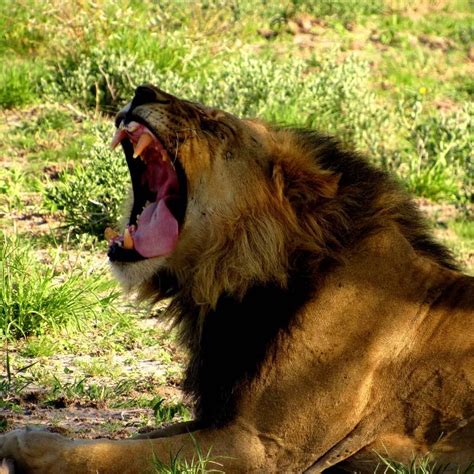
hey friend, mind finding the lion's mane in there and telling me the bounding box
[138,127,458,426]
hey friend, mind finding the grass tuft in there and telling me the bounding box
[153,434,224,474]
[404,103,473,202]
[376,451,474,474]
[0,233,119,339]
[0,61,43,108]
[151,397,191,425]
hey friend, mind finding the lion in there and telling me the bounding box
[1,85,473,473]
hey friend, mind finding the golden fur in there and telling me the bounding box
[1,85,472,473]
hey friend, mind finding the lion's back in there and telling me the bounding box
[427,273,474,356]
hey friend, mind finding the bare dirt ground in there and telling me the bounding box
[1,323,187,439]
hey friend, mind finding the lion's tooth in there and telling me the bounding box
[162,150,169,162]
[133,132,153,158]
[111,129,126,150]
[125,121,140,132]
[123,227,134,250]
[104,227,119,241]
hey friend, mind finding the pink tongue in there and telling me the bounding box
[133,198,178,258]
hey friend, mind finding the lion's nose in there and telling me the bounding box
[132,84,173,109]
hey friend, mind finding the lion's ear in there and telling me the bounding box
[271,160,340,204]
[272,163,286,202]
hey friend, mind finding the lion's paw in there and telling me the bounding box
[0,429,70,473]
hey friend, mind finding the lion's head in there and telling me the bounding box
[108,85,344,308]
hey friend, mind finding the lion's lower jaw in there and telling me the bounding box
[109,257,166,293]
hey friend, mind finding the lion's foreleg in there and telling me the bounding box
[0,423,266,473]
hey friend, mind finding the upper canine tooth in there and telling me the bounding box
[133,132,153,158]
[111,129,127,150]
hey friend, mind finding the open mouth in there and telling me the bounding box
[107,119,187,262]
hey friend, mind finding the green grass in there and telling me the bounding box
[0,60,44,108]
[0,0,472,204]
[0,233,119,339]
[151,397,192,425]
[153,434,223,474]
[0,106,97,168]
[376,452,474,473]
[0,166,41,213]
[451,220,474,241]
[45,376,135,406]
[402,102,473,202]
[44,124,129,237]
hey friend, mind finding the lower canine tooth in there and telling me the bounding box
[104,227,119,241]
[123,228,134,249]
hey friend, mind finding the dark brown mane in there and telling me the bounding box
[283,128,459,272]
